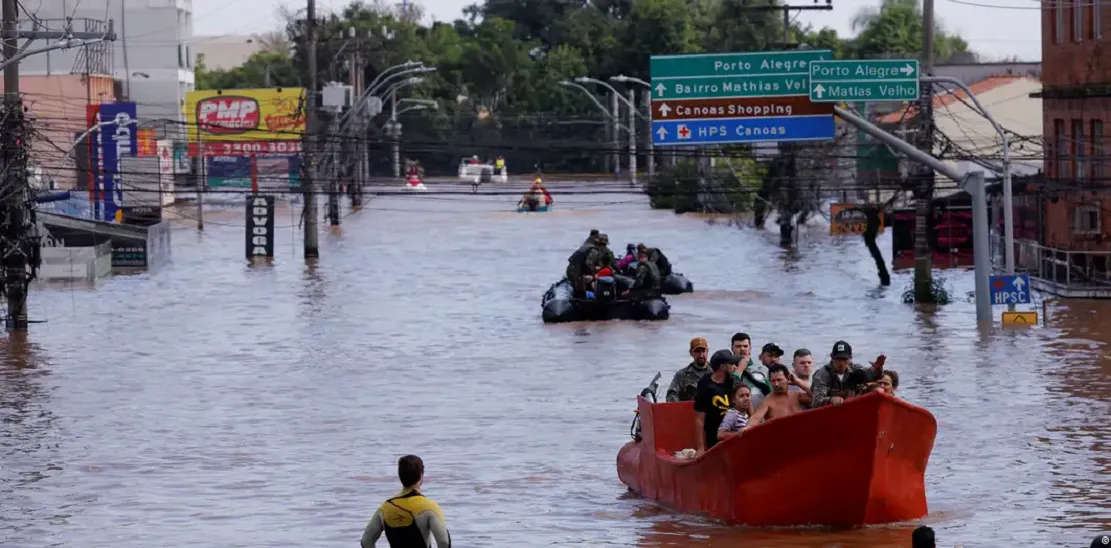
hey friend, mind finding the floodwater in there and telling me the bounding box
[2,181,1108,548]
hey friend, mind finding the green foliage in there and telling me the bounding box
[646,155,764,213]
[198,0,977,175]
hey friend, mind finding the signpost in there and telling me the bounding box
[649,50,835,146]
[989,274,1031,306]
[808,60,920,103]
[1001,311,1037,326]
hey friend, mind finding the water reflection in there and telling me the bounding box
[0,332,61,546]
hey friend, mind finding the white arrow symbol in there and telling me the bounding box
[901,64,915,76]
[1013,276,1026,291]
[655,83,666,97]
[813,84,826,99]
[658,103,671,117]
[656,127,668,140]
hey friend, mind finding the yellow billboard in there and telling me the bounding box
[185,88,305,144]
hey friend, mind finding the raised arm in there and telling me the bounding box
[743,400,771,431]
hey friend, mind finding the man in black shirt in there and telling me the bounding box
[693,349,741,454]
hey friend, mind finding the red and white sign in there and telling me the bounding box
[677,124,691,140]
[196,96,260,134]
[188,140,302,157]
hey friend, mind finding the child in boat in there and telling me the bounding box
[716,385,752,440]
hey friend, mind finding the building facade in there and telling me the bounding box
[20,0,195,140]
[1040,0,1111,251]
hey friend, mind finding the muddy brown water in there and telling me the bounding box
[2,184,1108,547]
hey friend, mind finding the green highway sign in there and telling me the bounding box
[808,59,920,103]
[650,50,833,99]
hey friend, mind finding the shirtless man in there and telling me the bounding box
[744,364,804,430]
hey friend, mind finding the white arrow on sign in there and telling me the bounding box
[656,127,668,140]
[658,103,671,117]
[1013,276,1026,291]
[900,64,915,76]
[655,83,666,97]
[812,84,826,99]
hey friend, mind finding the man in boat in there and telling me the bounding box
[566,233,599,297]
[694,349,741,453]
[789,348,814,409]
[636,243,673,277]
[744,364,805,430]
[585,233,615,274]
[518,179,553,211]
[730,333,771,409]
[621,248,659,299]
[809,340,884,408]
[615,243,637,272]
[665,337,710,402]
[494,155,505,174]
[361,455,451,548]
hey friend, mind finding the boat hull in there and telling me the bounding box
[617,391,936,527]
[517,204,552,213]
[541,278,669,323]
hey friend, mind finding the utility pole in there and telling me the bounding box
[611,91,620,179]
[0,6,115,330]
[913,0,937,302]
[349,30,364,209]
[627,87,637,185]
[302,0,320,258]
[643,88,654,180]
[390,91,401,179]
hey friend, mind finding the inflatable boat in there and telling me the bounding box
[618,375,937,527]
[612,272,693,295]
[541,278,669,323]
[517,204,552,213]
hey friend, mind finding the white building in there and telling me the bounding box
[20,0,195,139]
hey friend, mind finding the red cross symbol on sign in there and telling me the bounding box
[991,278,1006,292]
[678,125,691,139]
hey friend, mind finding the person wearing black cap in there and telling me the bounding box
[693,349,741,453]
[809,340,885,408]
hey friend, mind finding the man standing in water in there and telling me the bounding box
[666,337,710,402]
[694,349,741,453]
[361,455,451,548]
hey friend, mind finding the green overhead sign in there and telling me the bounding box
[650,50,834,100]
[808,59,920,103]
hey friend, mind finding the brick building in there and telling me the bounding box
[1040,0,1111,251]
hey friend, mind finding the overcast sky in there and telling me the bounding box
[191,0,1042,61]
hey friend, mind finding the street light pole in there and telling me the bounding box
[610,75,654,180]
[381,76,424,179]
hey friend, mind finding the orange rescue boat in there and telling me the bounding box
[617,375,937,527]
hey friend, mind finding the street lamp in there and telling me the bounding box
[575,76,645,120]
[365,60,423,95]
[574,77,643,183]
[560,80,630,180]
[610,75,655,180]
[398,98,438,109]
[367,65,436,98]
[384,76,427,179]
[395,105,431,117]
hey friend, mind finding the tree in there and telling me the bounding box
[850,0,975,62]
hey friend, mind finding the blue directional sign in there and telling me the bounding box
[652,116,836,146]
[649,50,836,146]
[989,274,1032,305]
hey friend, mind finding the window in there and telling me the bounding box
[1057,0,1066,43]
[1095,0,1102,39]
[185,44,192,69]
[1092,120,1103,182]
[1055,119,1067,178]
[1073,203,1102,234]
[1074,119,1086,180]
[1075,0,1085,42]
[178,43,185,68]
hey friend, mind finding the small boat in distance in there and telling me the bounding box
[617,376,937,527]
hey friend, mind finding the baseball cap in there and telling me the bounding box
[831,340,853,359]
[761,342,784,357]
[689,337,709,352]
[709,349,742,370]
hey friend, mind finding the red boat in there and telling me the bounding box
[617,376,937,527]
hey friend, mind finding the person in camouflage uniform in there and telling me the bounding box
[566,232,600,296]
[636,243,673,277]
[585,233,614,274]
[809,340,884,408]
[666,337,711,402]
[623,248,660,298]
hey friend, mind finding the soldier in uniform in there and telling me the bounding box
[666,337,711,402]
[623,248,659,298]
[566,234,598,297]
[636,243,673,277]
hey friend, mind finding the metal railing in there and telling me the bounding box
[991,233,1111,290]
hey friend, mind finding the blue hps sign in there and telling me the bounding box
[989,274,1032,305]
[97,103,138,221]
